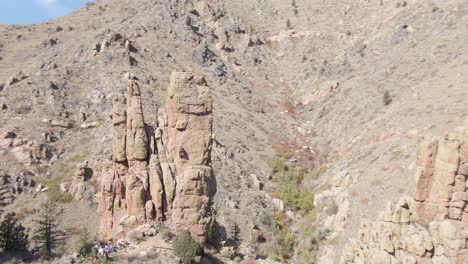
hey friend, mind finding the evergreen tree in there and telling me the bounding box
[231,224,241,256]
[32,202,66,256]
[0,186,11,216]
[173,230,202,264]
[206,216,219,247]
[0,212,29,252]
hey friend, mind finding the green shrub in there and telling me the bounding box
[206,217,220,249]
[13,105,30,115]
[268,212,296,262]
[173,230,202,264]
[43,161,77,204]
[297,210,320,263]
[77,227,94,257]
[270,159,314,215]
[161,227,173,242]
[46,179,72,203]
[298,210,317,238]
[231,224,241,257]
[383,90,392,105]
[297,240,318,264]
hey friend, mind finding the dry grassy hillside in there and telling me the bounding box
[0,0,466,263]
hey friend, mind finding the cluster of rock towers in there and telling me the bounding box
[99,72,215,242]
[342,127,468,263]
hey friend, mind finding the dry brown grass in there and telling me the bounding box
[16,207,36,220]
[65,226,82,235]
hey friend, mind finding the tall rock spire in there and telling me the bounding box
[165,72,214,242]
[99,73,215,242]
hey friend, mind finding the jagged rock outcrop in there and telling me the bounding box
[98,73,214,242]
[341,127,468,264]
[413,128,468,225]
[162,72,214,239]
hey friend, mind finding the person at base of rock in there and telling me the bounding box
[92,244,98,263]
[98,245,104,256]
[104,243,110,260]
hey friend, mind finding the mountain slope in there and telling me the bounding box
[0,0,467,263]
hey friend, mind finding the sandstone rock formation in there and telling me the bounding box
[341,127,468,264]
[98,73,214,242]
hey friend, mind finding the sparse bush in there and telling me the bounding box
[173,230,202,264]
[268,211,296,262]
[318,228,332,241]
[0,186,11,216]
[286,19,291,29]
[291,0,297,8]
[270,159,314,215]
[297,211,319,263]
[47,182,73,204]
[291,0,299,16]
[161,227,173,242]
[206,217,220,248]
[0,212,29,252]
[13,105,30,115]
[231,224,241,257]
[252,229,266,244]
[383,90,393,105]
[298,210,317,238]
[324,200,339,216]
[77,227,94,257]
[260,213,273,228]
[297,239,318,264]
[16,207,35,220]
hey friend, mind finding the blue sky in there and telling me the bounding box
[0,0,94,25]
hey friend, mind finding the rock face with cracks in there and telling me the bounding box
[341,126,468,264]
[98,73,214,242]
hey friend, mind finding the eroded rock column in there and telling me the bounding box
[99,74,215,241]
[342,126,468,264]
[125,80,149,224]
[163,72,214,242]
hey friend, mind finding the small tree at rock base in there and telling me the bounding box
[173,230,202,264]
[0,212,29,252]
[0,186,12,216]
[231,224,241,257]
[206,216,220,249]
[383,90,393,105]
[32,202,66,257]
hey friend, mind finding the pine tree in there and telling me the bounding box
[173,230,202,264]
[32,202,66,256]
[231,224,241,256]
[206,216,219,247]
[0,185,11,216]
[0,212,29,252]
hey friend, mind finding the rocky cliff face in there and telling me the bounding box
[99,72,214,242]
[341,126,468,264]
